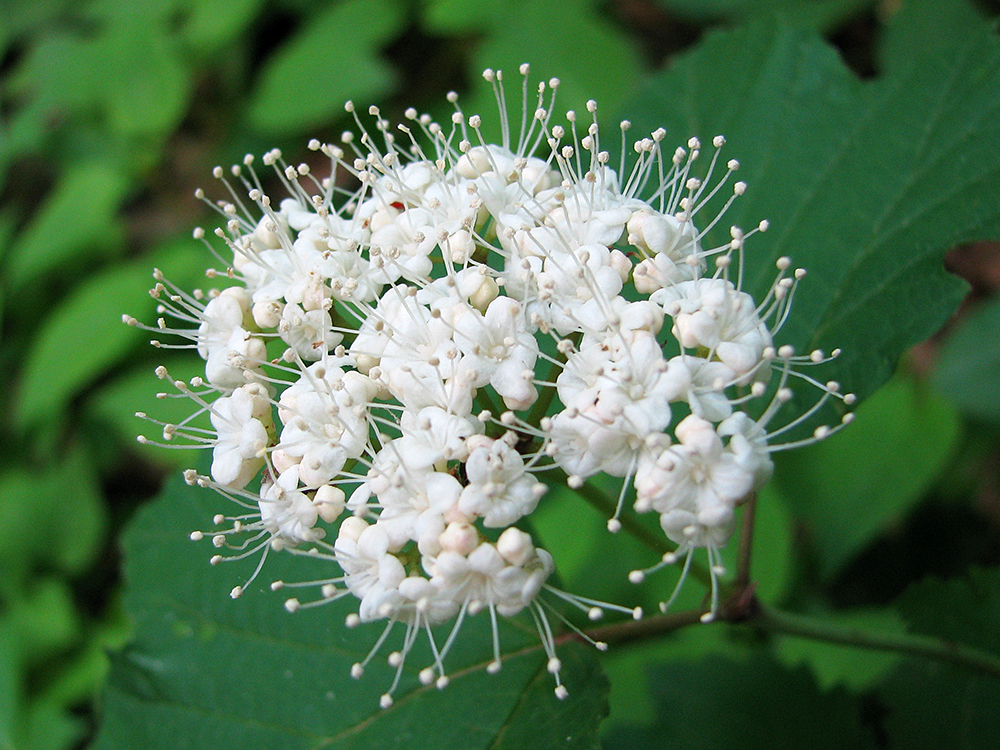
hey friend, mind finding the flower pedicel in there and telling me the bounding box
[126,64,854,707]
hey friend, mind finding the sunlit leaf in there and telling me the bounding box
[5,580,81,670]
[178,0,267,51]
[0,445,106,593]
[98,19,191,138]
[5,9,190,143]
[5,161,129,291]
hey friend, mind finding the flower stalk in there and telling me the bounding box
[571,570,1000,682]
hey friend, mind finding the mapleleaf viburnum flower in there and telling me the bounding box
[126,64,855,707]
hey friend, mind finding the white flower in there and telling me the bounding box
[459,437,543,526]
[653,277,772,380]
[662,355,739,422]
[717,411,774,489]
[277,302,340,361]
[205,326,267,389]
[426,532,554,618]
[398,406,482,465]
[531,244,626,336]
[196,287,255,361]
[633,414,755,525]
[452,296,539,410]
[258,465,325,544]
[335,518,408,620]
[277,364,375,487]
[549,330,676,480]
[136,64,858,707]
[209,383,272,489]
[629,209,703,292]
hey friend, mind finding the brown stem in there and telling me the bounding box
[557,588,1000,683]
[556,609,706,650]
[752,603,1000,680]
[734,493,757,592]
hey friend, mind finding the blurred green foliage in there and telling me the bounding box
[0,0,998,748]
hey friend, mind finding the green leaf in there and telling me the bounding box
[18,700,84,750]
[0,602,87,750]
[749,483,794,604]
[0,0,73,57]
[0,622,20,750]
[97,18,191,139]
[895,567,1000,656]
[5,161,130,291]
[0,606,90,750]
[877,568,1000,749]
[932,296,1000,423]
[604,652,875,749]
[774,372,960,579]
[600,622,755,730]
[5,579,82,668]
[5,31,106,116]
[0,210,15,329]
[14,241,203,431]
[93,470,609,749]
[6,10,190,143]
[422,0,505,31]
[83,356,209,467]
[0,445,106,592]
[622,0,1000,402]
[43,446,108,577]
[529,485,606,588]
[774,607,906,690]
[247,0,407,133]
[177,0,267,51]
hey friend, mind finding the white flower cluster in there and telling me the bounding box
[128,65,854,707]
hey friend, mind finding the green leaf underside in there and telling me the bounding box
[622,0,1000,402]
[92,471,609,750]
[877,568,1000,749]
